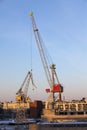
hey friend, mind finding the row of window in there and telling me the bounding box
[55,103,87,112]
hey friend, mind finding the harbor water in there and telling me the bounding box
[29,124,87,130]
[0,124,87,130]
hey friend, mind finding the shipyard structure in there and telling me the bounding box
[0,100,43,120]
[42,98,87,122]
[1,98,87,121]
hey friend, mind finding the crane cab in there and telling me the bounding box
[16,95,23,102]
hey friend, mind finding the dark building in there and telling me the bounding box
[30,100,43,118]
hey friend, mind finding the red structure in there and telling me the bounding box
[52,84,63,92]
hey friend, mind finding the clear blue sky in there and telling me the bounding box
[0,0,87,102]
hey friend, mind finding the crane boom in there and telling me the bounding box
[16,71,30,96]
[30,12,52,89]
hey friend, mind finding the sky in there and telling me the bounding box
[0,0,87,102]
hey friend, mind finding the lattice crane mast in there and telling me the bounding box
[30,12,63,102]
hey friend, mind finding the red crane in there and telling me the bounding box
[30,12,63,103]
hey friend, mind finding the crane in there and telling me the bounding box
[16,70,36,103]
[30,12,63,105]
